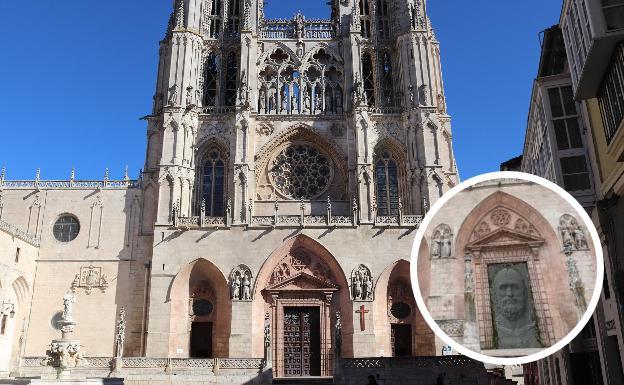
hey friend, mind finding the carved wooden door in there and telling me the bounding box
[283,307,320,376]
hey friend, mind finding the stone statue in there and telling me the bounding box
[574,226,588,249]
[441,234,452,258]
[353,74,364,103]
[352,272,362,300]
[269,88,276,112]
[231,275,241,300]
[325,90,333,113]
[304,91,311,112]
[186,85,194,106]
[419,84,429,106]
[259,88,266,112]
[294,12,305,39]
[291,93,298,113]
[167,84,178,106]
[431,235,441,257]
[242,272,251,300]
[334,311,342,355]
[491,267,541,349]
[62,291,76,322]
[364,276,373,300]
[115,307,126,358]
[562,227,574,249]
[281,89,287,112]
[408,84,415,107]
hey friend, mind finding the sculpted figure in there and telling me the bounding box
[281,89,287,112]
[167,84,178,106]
[364,276,373,300]
[561,227,574,249]
[291,93,298,113]
[242,272,251,300]
[231,275,241,300]
[352,272,362,300]
[491,267,541,349]
[62,291,76,322]
[431,234,441,258]
[259,89,266,112]
[441,235,452,258]
[325,90,333,113]
[574,226,588,249]
[304,91,311,112]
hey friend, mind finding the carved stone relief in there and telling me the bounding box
[351,264,373,301]
[470,207,542,242]
[269,248,334,286]
[431,223,453,258]
[71,265,109,295]
[230,265,253,301]
[559,214,588,251]
[438,319,464,337]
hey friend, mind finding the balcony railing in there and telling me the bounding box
[260,18,336,40]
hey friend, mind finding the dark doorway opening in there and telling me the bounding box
[283,307,321,376]
[391,324,412,357]
[190,322,213,358]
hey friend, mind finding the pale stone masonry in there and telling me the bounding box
[0,0,465,383]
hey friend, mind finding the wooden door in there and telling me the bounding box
[283,307,320,376]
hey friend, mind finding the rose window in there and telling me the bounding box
[269,144,333,199]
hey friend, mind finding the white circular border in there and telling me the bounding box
[410,171,604,366]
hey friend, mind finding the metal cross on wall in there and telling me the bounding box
[355,305,369,331]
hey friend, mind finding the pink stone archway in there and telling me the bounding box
[373,259,435,357]
[251,234,352,377]
[454,191,583,348]
[167,258,231,357]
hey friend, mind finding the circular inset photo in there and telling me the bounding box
[410,171,603,365]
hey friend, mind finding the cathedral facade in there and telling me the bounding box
[0,0,463,383]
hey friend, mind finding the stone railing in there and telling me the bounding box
[260,18,335,40]
[0,179,140,190]
[341,356,485,369]
[22,357,265,371]
[200,106,236,115]
[0,219,40,247]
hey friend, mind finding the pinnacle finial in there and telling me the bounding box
[70,167,75,181]
[104,168,110,181]
[174,0,185,29]
[0,167,5,182]
[35,168,41,182]
[123,165,129,181]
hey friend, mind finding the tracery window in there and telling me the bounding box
[53,215,80,243]
[205,0,222,38]
[224,52,238,107]
[375,151,400,216]
[362,53,376,107]
[200,149,226,216]
[227,0,240,37]
[203,52,218,106]
[377,0,391,39]
[359,0,371,38]
[269,144,332,199]
[380,52,394,106]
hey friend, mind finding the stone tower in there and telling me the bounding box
[141,0,458,233]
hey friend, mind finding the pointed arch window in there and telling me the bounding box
[203,52,218,106]
[201,150,226,216]
[380,52,394,106]
[206,0,222,38]
[377,0,390,39]
[362,53,376,107]
[224,52,238,106]
[359,0,371,38]
[375,151,400,216]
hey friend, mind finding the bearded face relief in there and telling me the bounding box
[489,264,541,349]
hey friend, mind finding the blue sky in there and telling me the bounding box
[0,1,561,181]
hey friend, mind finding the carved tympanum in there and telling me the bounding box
[269,248,334,286]
[351,264,373,301]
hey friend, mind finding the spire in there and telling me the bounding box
[70,167,75,182]
[174,0,185,29]
[0,167,5,183]
[123,165,129,181]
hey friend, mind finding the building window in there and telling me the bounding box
[602,0,624,31]
[548,86,583,150]
[53,215,80,243]
[560,155,591,191]
[362,53,375,107]
[203,53,218,107]
[380,52,394,106]
[375,151,400,216]
[224,52,238,106]
[359,0,371,38]
[200,150,226,216]
[376,0,390,39]
[227,0,240,37]
[598,43,624,144]
[269,144,332,199]
[15,247,20,263]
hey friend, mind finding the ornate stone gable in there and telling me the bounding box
[469,206,541,243]
[267,248,336,287]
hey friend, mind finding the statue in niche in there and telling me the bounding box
[325,89,333,113]
[294,12,305,39]
[167,84,178,106]
[431,224,453,258]
[351,265,373,300]
[259,89,266,113]
[296,44,304,58]
[264,313,271,347]
[281,88,287,112]
[242,272,252,300]
[574,226,588,249]
[335,92,343,113]
[62,291,76,322]
[353,74,364,104]
[291,93,298,113]
[561,227,574,250]
[304,91,311,113]
[230,265,253,300]
[419,84,429,106]
[490,265,541,349]
[268,88,276,112]
[186,85,194,106]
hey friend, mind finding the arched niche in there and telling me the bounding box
[373,259,435,358]
[251,234,351,377]
[168,258,231,357]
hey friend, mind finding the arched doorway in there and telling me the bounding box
[253,235,351,378]
[168,258,231,357]
[373,260,435,357]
